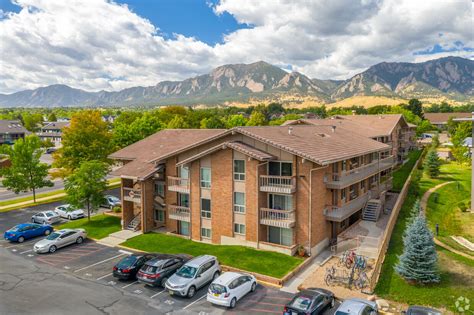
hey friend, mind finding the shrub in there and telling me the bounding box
[112,206,122,213]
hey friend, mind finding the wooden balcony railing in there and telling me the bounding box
[167,176,190,193]
[259,175,296,194]
[168,204,190,222]
[123,187,141,203]
[260,208,295,228]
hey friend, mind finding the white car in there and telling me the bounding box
[34,228,87,254]
[31,211,61,225]
[207,272,257,308]
[55,204,85,220]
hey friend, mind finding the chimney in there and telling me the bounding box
[331,125,336,133]
[288,126,293,135]
[352,110,356,116]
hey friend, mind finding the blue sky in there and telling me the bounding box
[0,0,472,93]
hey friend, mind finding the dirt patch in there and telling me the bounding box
[438,251,474,287]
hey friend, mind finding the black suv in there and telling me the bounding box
[137,256,186,287]
[113,254,157,280]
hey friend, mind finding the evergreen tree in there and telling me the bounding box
[395,214,440,284]
[406,198,422,229]
[424,150,441,178]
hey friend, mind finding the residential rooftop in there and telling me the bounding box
[0,120,28,134]
[423,112,472,124]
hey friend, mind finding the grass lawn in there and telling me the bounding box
[122,232,303,279]
[375,157,474,311]
[0,189,65,207]
[56,214,121,239]
[392,149,422,192]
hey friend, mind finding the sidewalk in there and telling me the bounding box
[98,229,142,247]
[0,192,67,211]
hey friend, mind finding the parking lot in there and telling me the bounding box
[1,200,339,315]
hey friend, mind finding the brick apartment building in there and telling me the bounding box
[282,114,416,163]
[110,121,398,256]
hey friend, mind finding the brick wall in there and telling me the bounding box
[165,157,178,233]
[190,160,201,240]
[121,178,133,229]
[141,178,155,233]
[295,156,310,247]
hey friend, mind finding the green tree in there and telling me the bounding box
[446,117,457,136]
[246,111,267,126]
[0,135,53,202]
[395,214,440,284]
[47,112,57,122]
[113,112,162,148]
[167,115,190,129]
[451,121,471,164]
[424,150,441,178]
[65,160,108,221]
[266,102,285,115]
[200,116,225,129]
[54,110,114,175]
[416,120,434,136]
[22,113,44,132]
[269,113,301,126]
[431,132,440,148]
[41,138,55,148]
[404,99,424,119]
[224,114,248,128]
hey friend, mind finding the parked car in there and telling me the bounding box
[4,223,53,243]
[113,254,157,280]
[334,298,377,315]
[137,255,186,287]
[403,306,442,315]
[165,255,221,298]
[101,195,121,209]
[283,288,335,315]
[207,272,257,308]
[54,204,85,220]
[33,229,87,254]
[31,211,61,225]
[45,147,57,154]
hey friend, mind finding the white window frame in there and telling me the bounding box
[233,192,245,213]
[233,160,245,181]
[201,228,211,239]
[234,223,246,235]
[201,198,211,219]
[200,167,211,189]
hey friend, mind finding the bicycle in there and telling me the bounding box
[338,250,356,269]
[353,271,369,290]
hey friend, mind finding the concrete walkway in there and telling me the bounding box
[98,229,142,247]
[420,181,453,212]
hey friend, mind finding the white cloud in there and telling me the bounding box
[0,0,472,93]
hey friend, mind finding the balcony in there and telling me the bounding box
[259,175,296,194]
[324,193,369,222]
[379,155,395,170]
[326,161,379,189]
[168,204,190,222]
[167,176,190,193]
[260,208,296,228]
[123,187,141,203]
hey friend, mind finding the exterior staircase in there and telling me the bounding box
[362,199,382,222]
[127,212,141,231]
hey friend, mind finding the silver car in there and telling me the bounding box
[165,255,221,298]
[31,211,61,225]
[335,298,378,315]
[101,195,121,209]
[54,204,85,220]
[34,229,87,254]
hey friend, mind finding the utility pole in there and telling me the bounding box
[454,112,474,211]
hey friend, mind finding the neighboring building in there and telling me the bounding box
[282,114,416,163]
[102,115,117,124]
[110,125,394,256]
[37,121,70,147]
[424,112,472,129]
[0,120,28,145]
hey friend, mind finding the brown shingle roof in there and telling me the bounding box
[235,125,390,165]
[424,112,472,124]
[0,120,28,134]
[41,122,70,131]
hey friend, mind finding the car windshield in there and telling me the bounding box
[9,226,20,232]
[176,265,197,278]
[289,296,313,311]
[45,212,55,217]
[335,312,350,315]
[209,283,227,294]
[117,256,138,268]
[141,264,159,273]
[109,196,119,202]
[46,232,61,240]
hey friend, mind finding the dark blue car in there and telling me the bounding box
[4,223,54,243]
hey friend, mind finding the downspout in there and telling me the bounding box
[308,164,328,256]
[256,161,269,249]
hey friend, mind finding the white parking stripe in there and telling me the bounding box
[183,294,207,310]
[96,273,113,280]
[74,253,126,273]
[150,291,165,299]
[19,249,33,254]
[121,281,138,289]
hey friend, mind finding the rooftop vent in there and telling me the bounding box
[288,126,293,135]
[331,125,336,133]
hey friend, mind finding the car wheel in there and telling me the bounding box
[31,218,35,223]
[76,237,83,244]
[49,245,57,253]
[160,277,168,287]
[44,229,51,236]
[68,215,72,220]
[330,297,335,308]
[18,236,25,243]
[229,297,237,309]
[187,286,196,298]
[212,271,220,281]
[251,282,256,292]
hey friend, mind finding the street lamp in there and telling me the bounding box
[454,112,474,211]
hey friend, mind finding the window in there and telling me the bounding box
[234,223,245,235]
[201,228,211,239]
[234,192,245,213]
[341,160,347,171]
[341,189,346,202]
[233,160,245,181]
[179,193,189,207]
[201,198,211,218]
[268,226,293,246]
[154,208,165,222]
[269,194,292,210]
[349,184,358,200]
[268,161,292,176]
[154,181,165,197]
[179,166,189,179]
[360,180,365,191]
[200,167,211,188]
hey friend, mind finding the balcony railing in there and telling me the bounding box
[324,193,369,222]
[326,161,379,189]
[123,187,141,203]
[167,176,190,193]
[260,208,296,228]
[379,155,395,170]
[168,204,190,222]
[259,175,296,194]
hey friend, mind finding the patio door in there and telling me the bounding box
[268,226,293,246]
[178,221,189,236]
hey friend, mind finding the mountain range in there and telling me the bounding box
[0,56,472,107]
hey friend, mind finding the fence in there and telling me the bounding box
[367,150,424,292]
